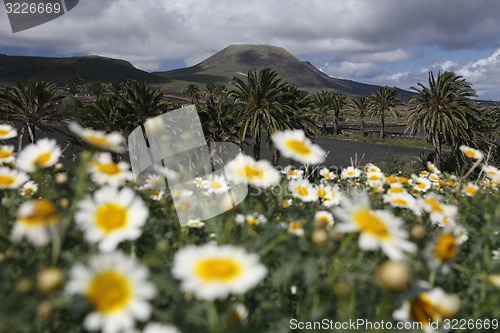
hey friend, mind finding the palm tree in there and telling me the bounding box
[89,82,107,100]
[184,84,201,105]
[230,68,305,161]
[117,80,167,133]
[369,86,403,139]
[0,79,65,148]
[349,95,371,137]
[66,75,85,96]
[204,83,227,103]
[311,90,334,134]
[407,71,479,167]
[330,92,348,135]
[80,95,124,133]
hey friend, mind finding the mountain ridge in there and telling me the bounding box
[154,44,415,99]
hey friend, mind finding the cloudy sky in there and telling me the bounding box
[1,0,500,100]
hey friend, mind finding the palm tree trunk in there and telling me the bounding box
[360,118,365,137]
[18,126,25,151]
[27,124,35,143]
[272,148,280,166]
[334,118,339,135]
[433,134,442,167]
[323,117,328,135]
[379,114,385,139]
[253,135,261,161]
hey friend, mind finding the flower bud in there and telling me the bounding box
[38,267,64,293]
[375,260,410,292]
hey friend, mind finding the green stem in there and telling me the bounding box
[0,190,4,236]
[429,270,436,287]
[259,234,289,256]
[51,151,93,264]
[205,301,222,333]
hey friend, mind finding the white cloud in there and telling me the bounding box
[0,0,499,99]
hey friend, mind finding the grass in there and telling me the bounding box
[326,132,434,150]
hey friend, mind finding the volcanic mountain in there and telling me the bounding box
[154,44,414,99]
[0,54,167,85]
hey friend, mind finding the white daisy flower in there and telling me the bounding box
[225,154,281,188]
[69,122,125,152]
[426,161,441,175]
[492,249,500,261]
[193,177,204,188]
[287,221,305,237]
[171,243,267,300]
[393,283,460,333]
[425,227,461,273]
[149,189,165,201]
[459,145,483,161]
[428,173,440,183]
[20,180,38,197]
[143,174,165,189]
[0,124,17,140]
[315,183,332,200]
[65,252,157,333]
[203,174,229,194]
[0,166,29,190]
[419,193,458,227]
[288,179,318,202]
[281,165,304,180]
[482,165,500,182]
[0,145,15,164]
[412,175,431,192]
[235,213,267,226]
[90,152,133,187]
[322,185,343,207]
[462,182,479,197]
[319,167,336,181]
[366,171,385,188]
[11,199,60,246]
[271,129,326,164]
[17,138,61,172]
[314,210,334,228]
[75,186,149,252]
[186,219,205,228]
[334,194,416,260]
[229,303,249,324]
[364,163,381,173]
[383,192,421,216]
[341,166,361,179]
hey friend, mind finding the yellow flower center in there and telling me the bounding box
[246,217,258,225]
[465,186,478,195]
[353,209,390,239]
[96,163,121,175]
[87,134,109,147]
[289,221,303,230]
[23,188,35,196]
[295,185,309,197]
[399,177,409,184]
[386,176,398,183]
[416,183,427,190]
[210,181,224,189]
[0,175,15,187]
[368,174,380,181]
[87,271,132,314]
[424,198,443,213]
[0,129,11,136]
[0,150,12,158]
[242,165,263,179]
[35,152,52,166]
[388,187,404,193]
[392,198,409,206]
[464,150,476,158]
[285,139,311,156]
[195,258,242,282]
[20,200,59,226]
[347,171,356,177]
[317,188,328,198]
[409,294,439,326]
[434,234,458,262]
[316,216,331,227]
[95,203,128,233]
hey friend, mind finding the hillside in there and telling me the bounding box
[0,54,167,85]
[155,44,414,99]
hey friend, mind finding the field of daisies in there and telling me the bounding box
[0,121,499,333]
